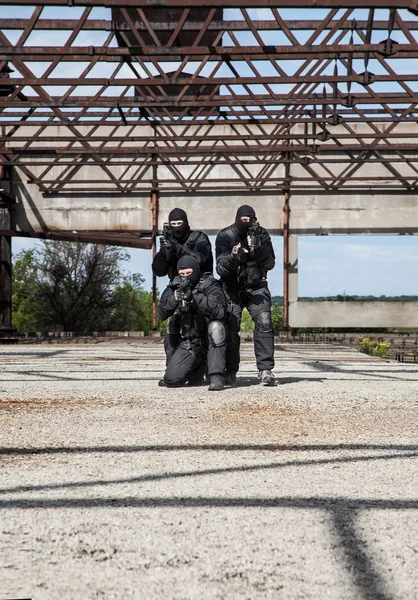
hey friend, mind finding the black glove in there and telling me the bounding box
[231,243,248,259]
[159,236,172,259]
[174,287,192,304]
[172,239,184,258]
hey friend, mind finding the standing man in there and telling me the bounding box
[157,256,227,391]
[215,205,276,386]
[152,207,213,361]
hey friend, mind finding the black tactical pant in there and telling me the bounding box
[164,321,227,386]
[224,281,274,372]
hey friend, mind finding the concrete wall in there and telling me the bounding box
[10,175,418,236]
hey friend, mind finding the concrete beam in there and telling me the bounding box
[289,301,418,328]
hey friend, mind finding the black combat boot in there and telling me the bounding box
[224,370,237,386]
[208,374,224,391]
[258,370,275,386]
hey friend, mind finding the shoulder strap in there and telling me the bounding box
[223,227,237,248]
[186,230,201,247]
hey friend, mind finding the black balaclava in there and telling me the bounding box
[169,207,190,241]
[234,204,256,236]
[177,255,201,288]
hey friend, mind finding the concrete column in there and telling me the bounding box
[0,206,12,332]
[288,235,298,328]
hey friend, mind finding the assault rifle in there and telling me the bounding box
[247,221,262,256]
[177,275,193,334]
[160,222,182,257]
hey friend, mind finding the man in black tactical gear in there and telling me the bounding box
[152,207,213,362]
[157,255,227,391]
[215,205,276,386]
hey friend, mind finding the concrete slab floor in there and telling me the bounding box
[0,342,417,600]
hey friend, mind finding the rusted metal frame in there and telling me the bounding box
[18,183,414,193]
[187,152,223,191]
[167,8,191,48]
[17,176,418,188]
[122,155,155,192]
[6,156,418,167]
[270,15,348,123]
[218,48,276,119]
[3,18,418,32]
[252,152,285,190]
[20,173,418,184]
[330,53,415,189]
[58,31,117,113]
[122,154,158,193]
[268,52,342,150]
[117,27,170,106]
[10,92,414,108]
[289,52,362,183]
[8,72,418,90]
[169,26,224,106]
[224,149,259,185]
[271,8,300,45]
[31,33,116,186]
[120,7,174,101]
[297,156,333,191]
[226,30,284,112]
[219,153,255,190]
[0,229,154,249]
[172,31,224,104]
[240,8,267,47]
[158,155,191,191]
[2,112,417,126]
[46,154,87,192]
[395,10,418,45]
[193,8,218,46]
[178,152,229,189]
[2,0,415,6]
[372,151,414,190]
[0,26,123,190]
[8,47,418,61]
[330,116,412,190]
[0,5,42,74]
[353,29,412,120]
[12,142,418,154]
[136,9,162,47]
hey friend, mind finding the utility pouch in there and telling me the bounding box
[246,260,262,285]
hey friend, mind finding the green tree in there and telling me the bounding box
[12,249,42,332]
[107,274,156,332]
[271,304,283,334]
[12,241,139,333]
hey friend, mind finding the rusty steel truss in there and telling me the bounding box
[1,1,418,197]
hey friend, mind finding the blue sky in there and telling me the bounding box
[3,5,418,297]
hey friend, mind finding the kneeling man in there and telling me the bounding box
[157,255,227,391]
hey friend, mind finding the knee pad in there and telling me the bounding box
[254,310,273,333]
[208,321,226,347]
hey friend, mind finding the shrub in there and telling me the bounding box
[358,337,391,359]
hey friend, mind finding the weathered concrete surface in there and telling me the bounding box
[1,342,417,600]
[10,174,418,236]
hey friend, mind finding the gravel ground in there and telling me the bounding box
[1,341,417,600]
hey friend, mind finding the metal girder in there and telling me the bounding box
[1,3,418,194]
[0,229,154,249]
[1,1,416,7]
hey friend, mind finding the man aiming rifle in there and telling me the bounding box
[215,205,276,386]
[152,208,213,363]
[157,256,227,391]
